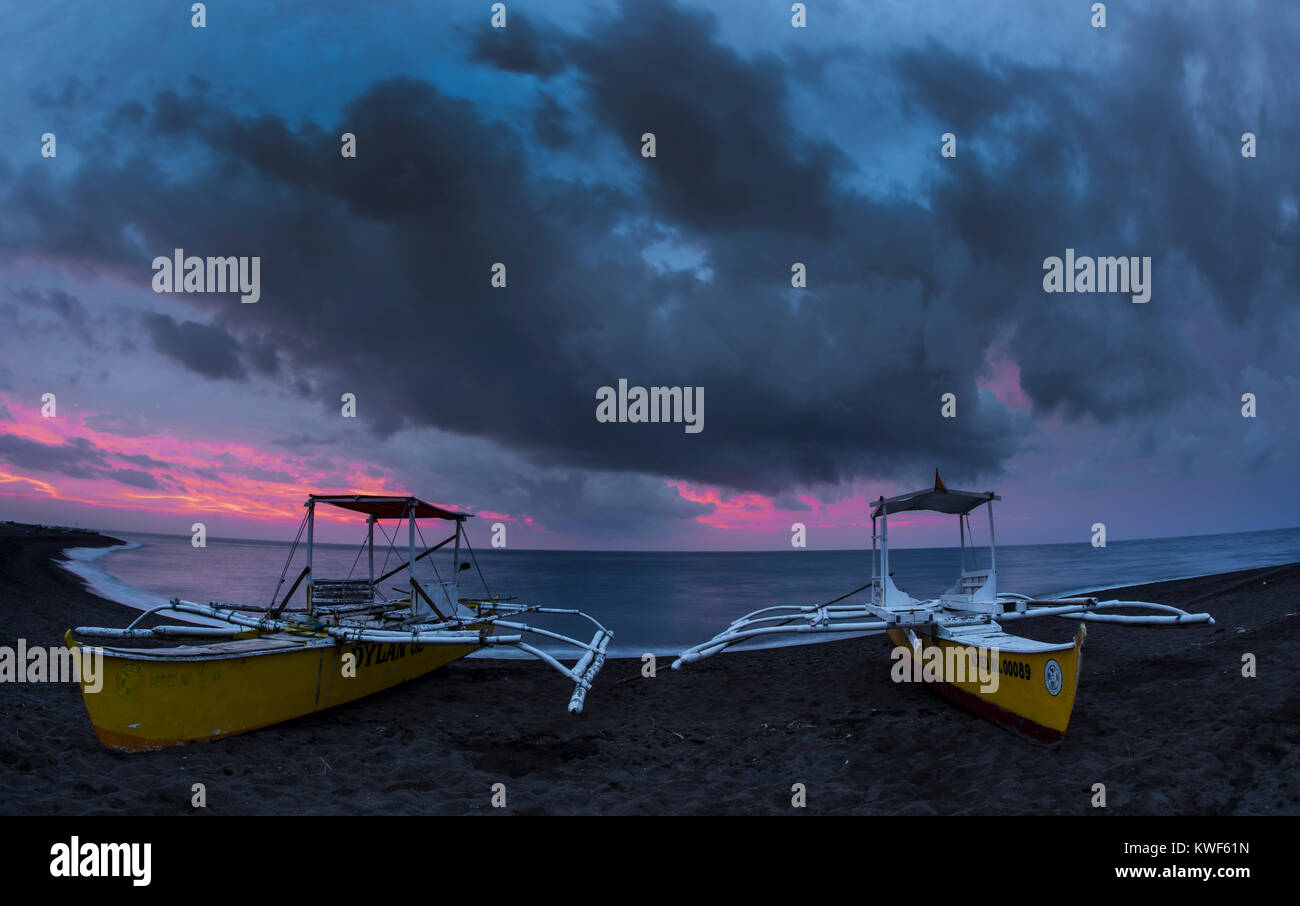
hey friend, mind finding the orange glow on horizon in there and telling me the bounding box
[0,394,518,532]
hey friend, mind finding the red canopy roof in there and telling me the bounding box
[309,495,468,521]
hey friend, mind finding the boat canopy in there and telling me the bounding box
[309,494,468,521]
[871,486,999,518]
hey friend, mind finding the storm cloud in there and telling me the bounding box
[142,313,247,381]
[1,0,1296,531]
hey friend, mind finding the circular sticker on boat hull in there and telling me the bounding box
[1044,659,1063,696]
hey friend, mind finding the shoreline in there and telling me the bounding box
[42,526,1300,658]
[1,523,1296,815]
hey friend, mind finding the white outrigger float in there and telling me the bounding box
[675,473,1214,744]
[68,494,612,750]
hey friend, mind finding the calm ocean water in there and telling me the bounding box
[62,527,1299,658]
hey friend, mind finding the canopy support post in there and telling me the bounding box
[959,514,966,573]
[880,501,889,604]
[987,499,997,574]
[306,498,315,615]
[367,515,375,601]
[871,515,878,583]
[453,519,461,606]
[408,499,417,618]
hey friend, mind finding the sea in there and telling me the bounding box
[60,527,1299,658]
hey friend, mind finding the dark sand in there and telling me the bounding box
[1,523,1296,815]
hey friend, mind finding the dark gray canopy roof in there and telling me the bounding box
[871,487,999,518]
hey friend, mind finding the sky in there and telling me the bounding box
[0,0,1297,550]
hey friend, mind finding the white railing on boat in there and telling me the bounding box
[71,597,614,714]
[999,598,1214,625]
[674,594,1214,668]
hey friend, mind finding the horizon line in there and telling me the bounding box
[33,521,1300,555]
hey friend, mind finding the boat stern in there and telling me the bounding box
[888,623,1086,745]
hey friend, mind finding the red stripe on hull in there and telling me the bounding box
[927,677,1066,746]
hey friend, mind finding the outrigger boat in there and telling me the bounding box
[67,494,612,751]
[674,473,1214,744]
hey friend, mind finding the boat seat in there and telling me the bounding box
[310,579,374,607]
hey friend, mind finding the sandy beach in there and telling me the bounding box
[1,524,1296,816]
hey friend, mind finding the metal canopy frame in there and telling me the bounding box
[72,493,616,713]
[292,494,471,620]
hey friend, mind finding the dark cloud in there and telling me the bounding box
[83,412,152,437]
[892,41,1025,135]
[0,434,108,479]
[771,492,812,512]
[141,313,247,381]
[103,467,159,489]
[0,434,162,489]
[114,451,170,470]
[272,433,340,448]
[532,92,573,148]
[567,1,847,236]
[212,453,296,484]
[10,286,94,343]
[31,75,102,110]
[469,14,569,77]
[1,0,1296,510]
[244,336,280,376]
[108,100,147,130]
[150,89,203,135]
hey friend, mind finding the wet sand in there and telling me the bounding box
[1,523,1296,815]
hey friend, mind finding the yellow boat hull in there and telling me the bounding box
[887,624,1085,744]
[72,635,480,751]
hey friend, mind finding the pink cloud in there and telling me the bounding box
[667,479,962,539]
[0,394,520,535]
[979,344,1032,413]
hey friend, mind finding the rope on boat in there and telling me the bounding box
[460,527,493,601]
[414,520,455,613]
[818,581,875,609]
[672,580,882,668]
[742,581,875,632]
[374,519,400,580]
[345,523,370,580]
[268,509,310,609]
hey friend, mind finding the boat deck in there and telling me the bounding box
[934,622,1075,653]
[97,634,326,660]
